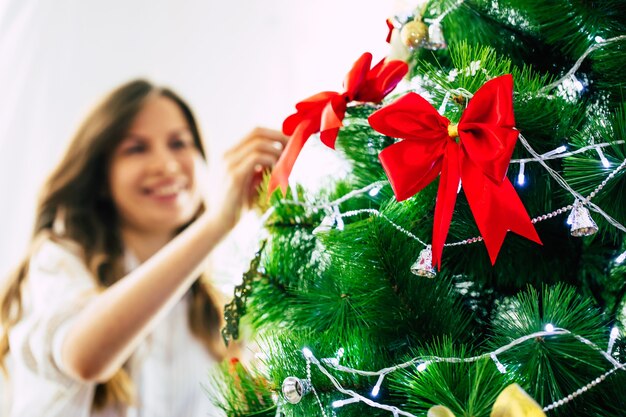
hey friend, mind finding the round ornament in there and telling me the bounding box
[400,19,429,49]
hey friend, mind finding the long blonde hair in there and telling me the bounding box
[0,79,226,410]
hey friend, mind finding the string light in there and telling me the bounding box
[490,352,507,373]
[510,141,623,165]
[332,397,360,408]
[371,373,386,397]
[517,161,526,186]
[607,327,620,355]
[334,206,345,231]
[326,156,624,248]
[543,145,568,158]
[369,185,382,197]
[596,147,611,168]
[302,347,313,359]
[322,357,340,367]
[295,327,625,417]
[539,35,626,93]
[518,135,626,234]
[266,18,626,417]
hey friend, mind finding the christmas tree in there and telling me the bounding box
[212,1,626,416]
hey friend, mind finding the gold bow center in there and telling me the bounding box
[447,123,459,138]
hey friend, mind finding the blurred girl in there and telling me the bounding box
[0,79,286,417]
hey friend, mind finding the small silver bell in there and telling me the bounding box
[567,200,598,237]
[411,245,437,278]
[425,23,446,50]
[281,376,311,404]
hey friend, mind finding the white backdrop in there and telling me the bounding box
[0,0,403,412]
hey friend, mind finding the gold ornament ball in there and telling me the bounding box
[400,20,429,48]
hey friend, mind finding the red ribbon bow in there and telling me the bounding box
[368,74,541,267]
[268,52,408,195]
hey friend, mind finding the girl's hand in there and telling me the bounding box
[212,127,287,231]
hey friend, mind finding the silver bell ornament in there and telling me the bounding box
[281,376,312,404]
[425,22,446,50]
[411,245,437,278]
[567,200,598,237]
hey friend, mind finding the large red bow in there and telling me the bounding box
[368,74,541,267]
[268,52,408,195]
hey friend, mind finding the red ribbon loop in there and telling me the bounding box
[268,53,408,195]
[369,74,541,268]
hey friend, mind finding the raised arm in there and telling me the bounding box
[61,127,287,382]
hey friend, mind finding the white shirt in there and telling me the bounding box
[7,239,224,417]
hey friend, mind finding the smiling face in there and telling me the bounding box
[107,95,204,237]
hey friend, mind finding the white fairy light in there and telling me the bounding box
[302,347,314,359]
[545,323,555,333]
[490,352,507,373]
[517,161,526,186]
[607,327,620,355]
[337,347,345,358]
[332,397,360,408]
[333,205,345,231]
[571,74,584,92]
[616,251,626,264]
[543,145,568,158]
[322,357,340,367]
[416,362,428,372]
[368,185,382,197]
[371,373,386,397]
[596,147,610,168]
[594,36,605,43]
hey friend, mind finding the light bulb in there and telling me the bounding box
[371,373,385,397]
[596,148,610,168]
[368,186,381,197]
[545,324,555,333]
[517,162,526,186]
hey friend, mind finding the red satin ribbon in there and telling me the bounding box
[368,74,541,268]
[268,52,408,195]
[386,18,395,43]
